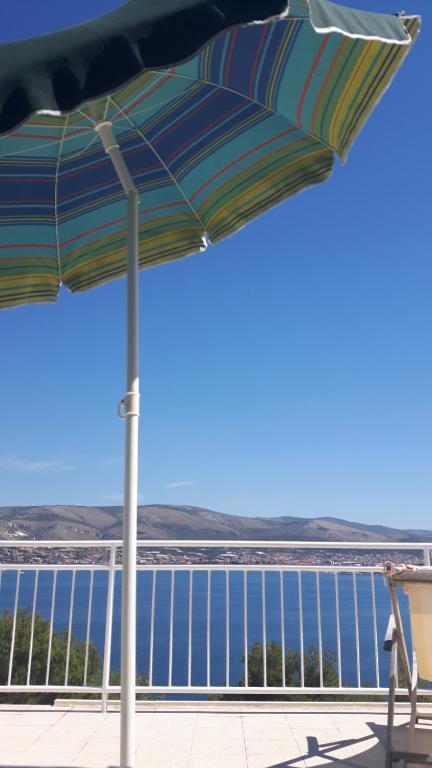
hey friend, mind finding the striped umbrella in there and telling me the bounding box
[0,2,419,766]
[0,3,420,308]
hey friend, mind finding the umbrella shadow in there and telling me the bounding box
[258,718,424,768]
[258,723,385,768]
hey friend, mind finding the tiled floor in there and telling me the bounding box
[0,702,430,767]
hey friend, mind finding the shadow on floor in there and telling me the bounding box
[262,719,432,768]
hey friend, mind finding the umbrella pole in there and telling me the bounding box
[120,188,139,768]
[94,119,139,768]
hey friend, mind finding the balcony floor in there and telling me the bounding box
[1,702,431,768]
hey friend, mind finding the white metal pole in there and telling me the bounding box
[94,119,140,768]
[120,188,139,768]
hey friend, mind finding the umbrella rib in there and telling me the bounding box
[76,108,97,125]
[0,124,95,160]
[110,97,208,237]
[139,65,334,154]
[54,117,68,286]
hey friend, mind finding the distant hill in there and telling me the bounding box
[0,505,431,543]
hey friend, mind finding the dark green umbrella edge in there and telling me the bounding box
[0,0,288,135]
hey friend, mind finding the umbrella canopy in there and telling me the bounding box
[0,1,419,309]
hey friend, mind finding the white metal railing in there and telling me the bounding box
[0,539,431,706]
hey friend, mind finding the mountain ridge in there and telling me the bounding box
[0,505,431,543]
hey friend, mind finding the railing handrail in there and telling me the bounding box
[0,538,431,549]
[0,564,413,573]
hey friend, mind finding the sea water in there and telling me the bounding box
[0,569,412,693]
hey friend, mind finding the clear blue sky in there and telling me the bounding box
[0,1,430,529]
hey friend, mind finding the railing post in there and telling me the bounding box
[423,547,431,566]
[101,544,116,713]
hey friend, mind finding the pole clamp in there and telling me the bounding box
[117,391,140,419]
[94,121,119,154]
